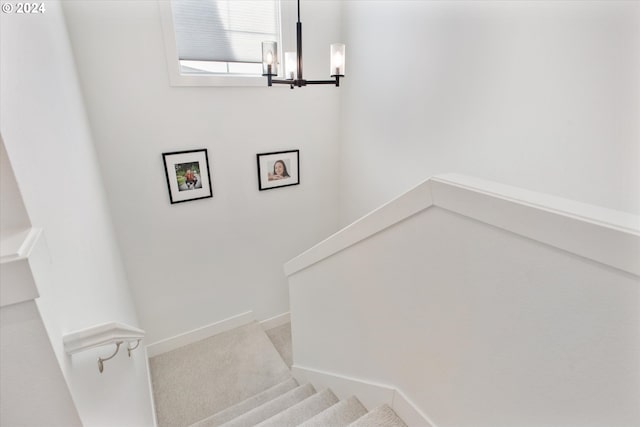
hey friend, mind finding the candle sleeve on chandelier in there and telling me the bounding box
[262,41,278,75]
[285,52,296,80]
[330,43,345,77]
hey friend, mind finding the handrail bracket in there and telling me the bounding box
[98,341,123,373]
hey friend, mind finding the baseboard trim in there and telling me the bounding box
[392,388,437,427]
[292,365,435,427]
[145,311,254,357]
[260,312,290,330]
[143,346,159,427]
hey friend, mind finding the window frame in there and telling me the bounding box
[158,0,295,87]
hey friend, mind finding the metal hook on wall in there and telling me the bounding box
[98,341,123,373]
[127,339,141,357]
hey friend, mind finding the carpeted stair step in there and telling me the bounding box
[299,395,368,427]
[219,383,316,427]
[255,388,339,427]
[348,404,407,427]
[190,377,299,427]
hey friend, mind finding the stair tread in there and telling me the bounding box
[219,383,316,427]
[299,395,368,427]
[190,377,299,427]
[255,388,339,427]
[348,404,407,427]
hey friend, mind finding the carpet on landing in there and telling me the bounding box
[149,321,291,427]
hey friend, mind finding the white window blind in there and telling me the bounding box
[171,0,281,64]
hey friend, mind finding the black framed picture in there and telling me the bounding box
[162,149,213,204]
[256,150,300,191]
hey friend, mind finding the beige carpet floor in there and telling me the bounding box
[149,321,291,427]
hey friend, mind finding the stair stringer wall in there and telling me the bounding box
[286,174,640,427]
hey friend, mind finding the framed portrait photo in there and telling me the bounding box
[256,149,300,191]
[162,149,213,204]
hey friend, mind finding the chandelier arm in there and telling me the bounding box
[270,79,295,85]
[306,80,338,84]
[306,78,339,87]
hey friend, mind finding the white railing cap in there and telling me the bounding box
[63,321,145,355]
[285,174,640,277]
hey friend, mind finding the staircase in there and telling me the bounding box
[149,321,408,427]
[189,378,406,427]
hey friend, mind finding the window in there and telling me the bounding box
[159,0,290,86]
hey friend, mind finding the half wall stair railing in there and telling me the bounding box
[283,173,640,427]
[63,322,145,373]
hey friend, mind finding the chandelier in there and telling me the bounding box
[261,0,345,88]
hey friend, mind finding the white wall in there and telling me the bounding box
[339,0,640,224]
[1,301,82,427]
[1,138,82,427]
[289,186,640,427]
[0,138,31,233]
[61,0,342,343]
[0,2,154,426]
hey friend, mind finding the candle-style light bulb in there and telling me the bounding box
[266,51,273,65]
[334,51,343,68]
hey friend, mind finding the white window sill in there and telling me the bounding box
[167,72,270,87]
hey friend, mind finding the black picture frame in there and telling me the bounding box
[256,149,300,191]
[162,149,213,204]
